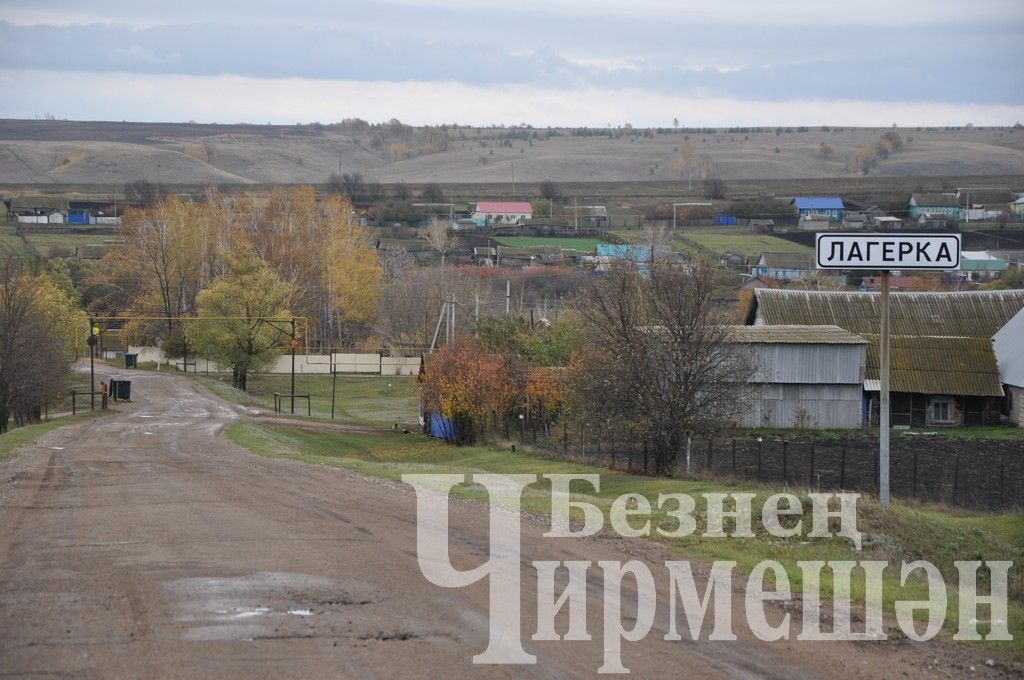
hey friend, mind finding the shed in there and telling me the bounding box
[729,325,867,429]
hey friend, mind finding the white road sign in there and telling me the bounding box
[815,233,961,270]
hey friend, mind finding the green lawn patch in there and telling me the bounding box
[684,232,812,257]
[229,421,1023,660]
[493,236,603,252]
[0,226,28,258]
[196,373,419,427]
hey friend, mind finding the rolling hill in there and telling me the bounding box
[2,119,1024,186]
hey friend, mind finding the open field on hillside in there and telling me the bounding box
[3,119,1024,185]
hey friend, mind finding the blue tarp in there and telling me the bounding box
[66,212,91,224]
[428,412,462,442]
[713,214,737,226]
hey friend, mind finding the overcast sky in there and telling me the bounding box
[1,0,1022,126]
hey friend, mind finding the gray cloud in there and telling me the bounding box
[0,0,1021,124]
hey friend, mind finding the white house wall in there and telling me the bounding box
[128,346,420,376]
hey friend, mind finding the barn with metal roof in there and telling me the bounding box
[744,288,1024,427]
[728,325,867,429]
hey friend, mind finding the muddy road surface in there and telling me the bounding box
[0,370,1008,678]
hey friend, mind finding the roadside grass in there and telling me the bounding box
[196,373,420,428]
[493,236,604,251]
[0,411,108,462]
[228,421,1023,660]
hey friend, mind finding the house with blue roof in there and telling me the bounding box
[791,196,844,222]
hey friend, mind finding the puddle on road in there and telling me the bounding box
[164,572,386,642]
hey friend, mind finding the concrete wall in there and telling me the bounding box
[128,346,420,376]
[1008,385,1024,427]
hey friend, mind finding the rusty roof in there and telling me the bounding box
[863,335,1003,397]
[749,289,1024,337]
[728,325,866,345]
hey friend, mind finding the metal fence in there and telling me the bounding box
[501,419,1024,510]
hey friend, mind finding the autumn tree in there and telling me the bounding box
[702,177,727,199]
[539,180,561,202]
[567,259,753,474]
[0,256,88,432]
[102,196,226,343]
[420,335,523,442]
[186,247,291,390]
[424,216,455,274]
[421,183,446,203]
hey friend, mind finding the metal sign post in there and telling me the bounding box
[816,233,961,510]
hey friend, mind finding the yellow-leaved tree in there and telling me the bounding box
[186,247,291,391]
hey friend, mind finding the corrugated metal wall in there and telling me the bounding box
[746,343,864,385]
[740,383,863,428]
[737,343,865,428]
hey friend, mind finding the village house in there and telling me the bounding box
[791,196,844,222]
[751,252,812,281]
[1012,196,1024,218]
[908,193,961,221]
[471,201,532,226]
[958,251,1009,282]
[744,288,1024,427]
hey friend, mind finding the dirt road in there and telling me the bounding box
[0,370,1010,678]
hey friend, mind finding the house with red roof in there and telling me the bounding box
[472,201,532,226]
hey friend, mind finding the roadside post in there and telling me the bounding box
[88,322,99,410]
[816,233,961,510]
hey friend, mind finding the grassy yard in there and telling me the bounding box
[229,421,1023,660]
[0,226,28,258]
[24,232,114,256]
[493,236,604,252]
[196,373,420,428]
[684,232,812,257]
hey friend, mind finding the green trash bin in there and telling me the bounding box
[125,353,138,368]
[109,378,132,402]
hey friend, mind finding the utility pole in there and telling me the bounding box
[88,320,97,411]
[290,317,297,414]
[511,161,516,198]
[879,271,891,509]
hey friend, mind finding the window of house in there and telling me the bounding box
[932,399,951,422]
